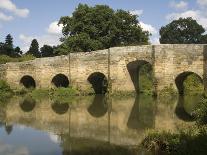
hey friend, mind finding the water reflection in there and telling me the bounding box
[87,95,108,117]
[0,94,202,155]
[19,96,36,112]
[127,95,156,130]
[175,95,201,121]
[51,102,70,115]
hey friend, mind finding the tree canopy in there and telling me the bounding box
[58,4,150,53]
[160,17,206,44]
[26,39,41,57]
[40,45,54,57]
[0,34,22,57]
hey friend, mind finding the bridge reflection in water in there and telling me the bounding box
[0,94,200,154]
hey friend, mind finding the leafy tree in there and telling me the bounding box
[160,17,205,44]
[58,4,149,53]
[53,43,69,55]
[27,39,41,57]
[14,46,22,56]
[4,34,14,56]
[201,34,207,44]
[40,45,54,57]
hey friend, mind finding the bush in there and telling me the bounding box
[193,98,207,125]
[0,80,13,103]
[142,126,207,155]
[0,54,35,64]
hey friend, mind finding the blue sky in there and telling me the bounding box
[0,0,206,52]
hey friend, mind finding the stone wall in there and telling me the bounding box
[1,44,207,94]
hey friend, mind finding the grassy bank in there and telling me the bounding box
[0,80,13,104]
[0,54,35,64]
[141,98,207,155]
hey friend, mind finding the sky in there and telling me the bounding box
[0,0,206,52]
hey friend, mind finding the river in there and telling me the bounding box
[0,94,202,155]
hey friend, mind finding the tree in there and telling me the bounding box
[160,17,205,44]
[27,39,41,57]
[4,34,14,56]
[201,35,207,44]
[58,4,149,53]
[40,45,54,57]
[14,46,23,56]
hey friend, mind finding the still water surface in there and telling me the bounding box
[0,94,201,155]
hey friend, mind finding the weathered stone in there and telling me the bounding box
[0,44,207,95]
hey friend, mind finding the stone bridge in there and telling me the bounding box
[0,44,207,95]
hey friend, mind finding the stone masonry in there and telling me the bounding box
[0,44,207,95]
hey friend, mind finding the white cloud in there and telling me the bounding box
[166,10,207,29]
[170,1,188,10]
[0,0,29,18]
[130,9,143,16]
[47,21,63,35]
[139,22,158,35]
[0,12,13,21]
[197,0,207,6]
[19,34,62,52]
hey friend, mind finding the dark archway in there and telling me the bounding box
[175,72,203,95]
[52,74,69,88]
[87,95,108,117]
[87,72,108,94]
[127,60,153,93]
[20,75,36,89]
[51,102,69,115]
[20,96,36,112]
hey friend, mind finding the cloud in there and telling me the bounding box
[0,0,29,18]
[0,12,13,21]
[166,10,207,29]
[47,21,63,35]
[139,22,158,35]
[48,133,60,144]
[0,141,29,155]
[170,1,188,10]
[19,34,62,52]
[130,9,143,16]
[197,0,207,6]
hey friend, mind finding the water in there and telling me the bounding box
[0,94,201,155]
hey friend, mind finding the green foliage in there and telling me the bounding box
[159,85,177,97]
[0,80,13,103]
[0,34,22,57]
[193,98,207,125]
[142,126,207,155]
[26,39,41,57]
[183,74,203,95]
[58,3,149,54]
[40,45,54,57]
[160,17,206,44]
[139,63,154,95]
[0,54,35,64]
[30,89,50,100]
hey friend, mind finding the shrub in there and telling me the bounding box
[0,80,13,103]
[193,98,207,125]
[142,126,207,155]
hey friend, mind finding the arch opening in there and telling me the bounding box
[20,96,36,113]
[52,74,69,88]
[20,75,36,89]
[87,72,108,94]
[127,60,153,94]
[175,72,203,95]
[51,102,69,115]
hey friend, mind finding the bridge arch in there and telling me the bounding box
[20,75,36,89]
[20,96,36,113]
[127,60,153,93]
[87,72,108,94]
[175,71,203,95]
[51,74,69,88]
[51,102,69,115]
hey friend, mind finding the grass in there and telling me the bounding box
[0,54,35,64]
[0,80,13,104]
[141,125,207,155]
